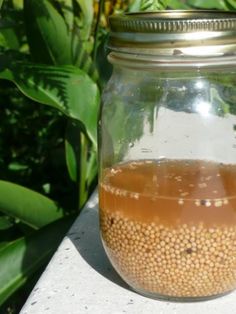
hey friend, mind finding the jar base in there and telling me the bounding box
[130,286,235,303]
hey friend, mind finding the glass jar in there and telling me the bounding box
[98,11,236,301]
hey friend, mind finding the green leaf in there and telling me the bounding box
[71,1,97,80]
[65,121,97,207]
[0,33,8,48]
[0,242,9,253]
[72,30,99,82]
[75,0,93,40]
[167,0,191,9]
[0,215,75,307]
[128,0,142,12]
[76,0,93,23]
[65,120,81,182]
[0,216,13,231]
[0,62,100,146]
[210,87,230,116]
[0,0,3,10]
[186,0,228,10]
[8,162,29,171]
[140,0,168,10]
[78,132,89,208]
[0,180,64,229]
[226,0,236,9]
[0,28,20,50]
[57,0,74,31]
[24,0,72,65]
[13,0,23,9]
[0,18,20,50]
[86,149,97,189]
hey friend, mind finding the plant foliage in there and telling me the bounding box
[0,0,235,312]
[140,0,168,10]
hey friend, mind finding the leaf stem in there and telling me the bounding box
[92,0,105,62]
[79,132,88,209]
[86,149,97,188]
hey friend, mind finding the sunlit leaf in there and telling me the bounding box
[0,180,64,229]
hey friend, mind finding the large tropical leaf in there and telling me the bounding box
[0,214,76,307]
[24,0,72,65]
[0,180,64,229]
[0,61,100,146]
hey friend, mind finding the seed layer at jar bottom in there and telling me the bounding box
[99,159,236,299]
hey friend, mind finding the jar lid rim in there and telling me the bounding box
[110,10,236,33]
[109,10,236,57]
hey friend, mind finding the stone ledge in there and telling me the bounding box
[20,190,236,314]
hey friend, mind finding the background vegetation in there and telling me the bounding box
[0,0,235,313]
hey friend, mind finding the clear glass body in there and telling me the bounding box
[98,55,236,301]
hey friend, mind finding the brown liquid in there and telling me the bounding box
[99,160,236,299]
[99,159,236,225]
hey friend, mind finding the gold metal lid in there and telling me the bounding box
[109,11,236,57]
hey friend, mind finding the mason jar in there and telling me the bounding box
[98,11,236,301]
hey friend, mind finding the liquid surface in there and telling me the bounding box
[99,159,236,225]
